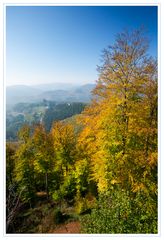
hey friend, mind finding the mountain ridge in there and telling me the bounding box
[6,83,96,105]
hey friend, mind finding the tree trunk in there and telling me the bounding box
[45,172,49,199]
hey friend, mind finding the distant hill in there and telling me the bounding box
[33,82,79,91]
[37,84,95,103]
[6,83,96,106]
[6,85,42,105]
[37,90,69,102]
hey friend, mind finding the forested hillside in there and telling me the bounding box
[6,101,86,140]
[6,29,157,233]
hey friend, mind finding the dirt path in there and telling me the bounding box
[50,221,81,234]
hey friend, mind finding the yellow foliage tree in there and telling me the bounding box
[78,28,157,195]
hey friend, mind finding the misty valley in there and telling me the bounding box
[6,83,94,140]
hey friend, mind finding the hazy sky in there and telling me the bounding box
[6,6,157,86]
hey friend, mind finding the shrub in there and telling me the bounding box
[80,188,157,233]
[53,208,64,224]
[75,193,96,215]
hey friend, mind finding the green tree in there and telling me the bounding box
[32,124,55,197]
[6,143,17,187]
[51,121,78,202]
[15,125,36,203]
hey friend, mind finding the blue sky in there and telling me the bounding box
[6,6,158,86]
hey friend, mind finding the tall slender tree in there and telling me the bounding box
[15,125,36,203]
[32,124,55,197]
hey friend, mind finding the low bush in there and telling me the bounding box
[80,188,157,234]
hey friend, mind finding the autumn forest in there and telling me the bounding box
[6,29,157,233]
